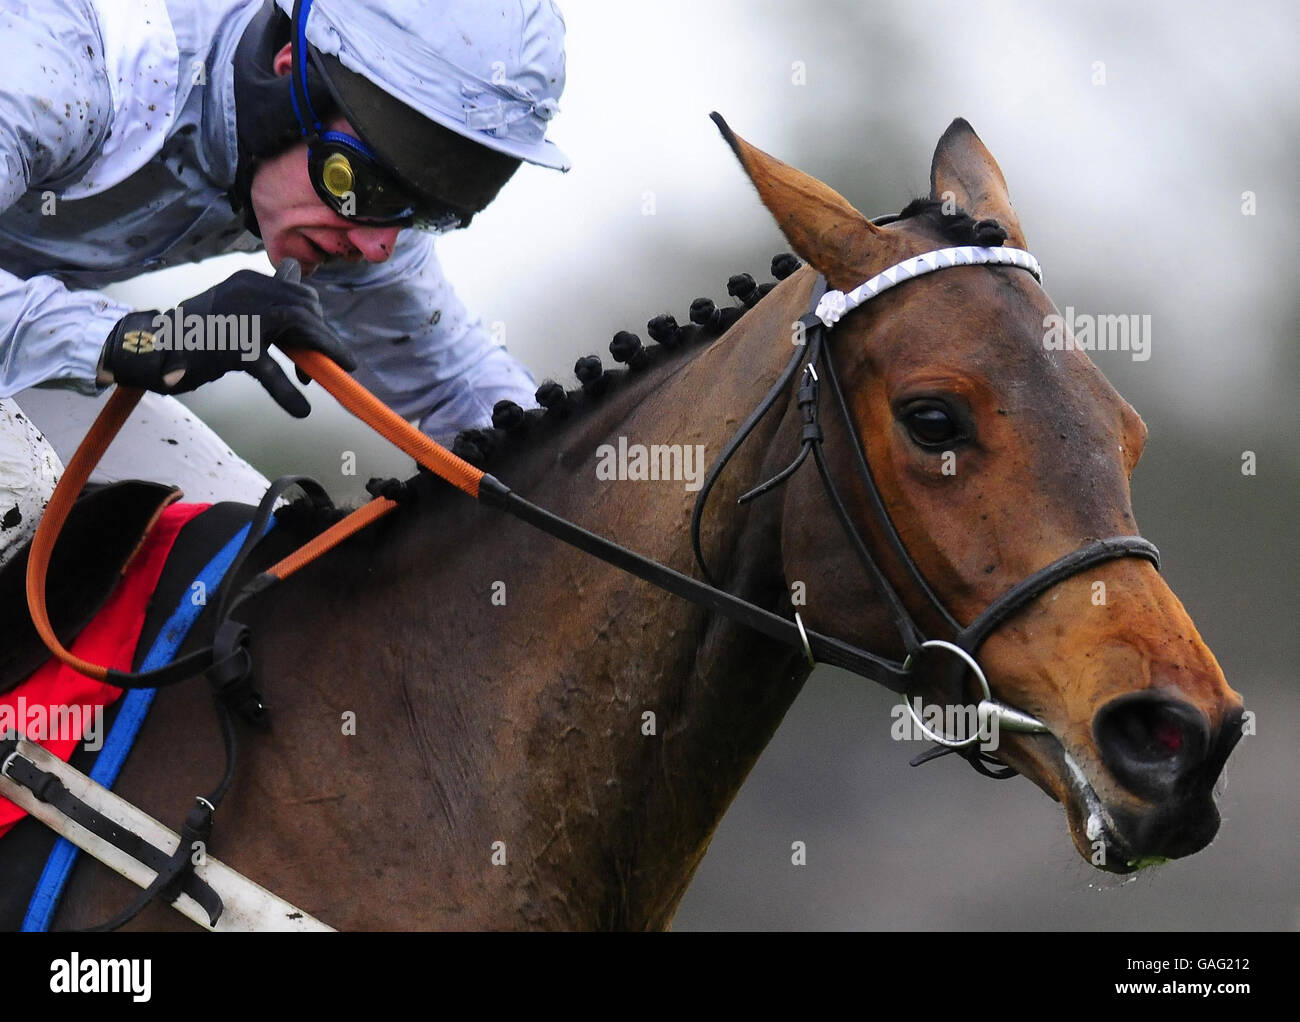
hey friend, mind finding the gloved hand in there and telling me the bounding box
[98,268,356,417]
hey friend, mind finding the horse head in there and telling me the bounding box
[716,115,1245,872]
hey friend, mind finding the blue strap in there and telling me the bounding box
[22,518,273,931]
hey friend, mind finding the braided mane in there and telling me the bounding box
[444,251,804,470]
[894,197,1009,246]
[281,251,806,531]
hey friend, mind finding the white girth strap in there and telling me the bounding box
[1,736,333,932]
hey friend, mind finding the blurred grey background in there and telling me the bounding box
[105,0,1297,929]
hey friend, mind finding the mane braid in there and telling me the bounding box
[435,252,806,472]
[895,197,1008,247]
[271,253,803,528]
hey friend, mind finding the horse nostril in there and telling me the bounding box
[1151,717,1184,754]
[1093,692,1211,801]
[1114,702,1186,761]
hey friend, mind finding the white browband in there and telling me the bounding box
[815,246,1043,328]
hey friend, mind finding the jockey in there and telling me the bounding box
[0,0,569,567]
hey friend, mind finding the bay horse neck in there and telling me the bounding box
[236,271,822,928]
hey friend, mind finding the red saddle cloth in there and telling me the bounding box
[0,502,209,838]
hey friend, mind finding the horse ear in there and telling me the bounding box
[711,112,896,290]
[930,118,1027,248]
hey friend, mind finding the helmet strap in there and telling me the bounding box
[229,0,334,236]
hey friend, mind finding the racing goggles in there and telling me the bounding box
[290,0,468,234]
[306,132,468,233]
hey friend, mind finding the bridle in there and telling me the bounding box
[690,219,1161,777]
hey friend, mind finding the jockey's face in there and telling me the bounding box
[249,120,403,276]
[249,45,404,276]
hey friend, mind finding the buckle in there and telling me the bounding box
[204,621,267,727]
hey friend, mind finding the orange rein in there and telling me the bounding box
[25,386,144,681]
[286,350,484,502]
[26,348,488,680]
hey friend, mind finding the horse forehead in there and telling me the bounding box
[864,271,1058,386]
[890,271,1118,394]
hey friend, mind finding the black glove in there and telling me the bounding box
[99,269,356,418]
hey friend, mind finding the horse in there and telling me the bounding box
[43,116,1243,930]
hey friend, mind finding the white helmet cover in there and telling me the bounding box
[274,0,570,171]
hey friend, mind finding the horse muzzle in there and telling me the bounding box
[1048,696,1245,872]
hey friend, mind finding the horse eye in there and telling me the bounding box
[904,405,962,448]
